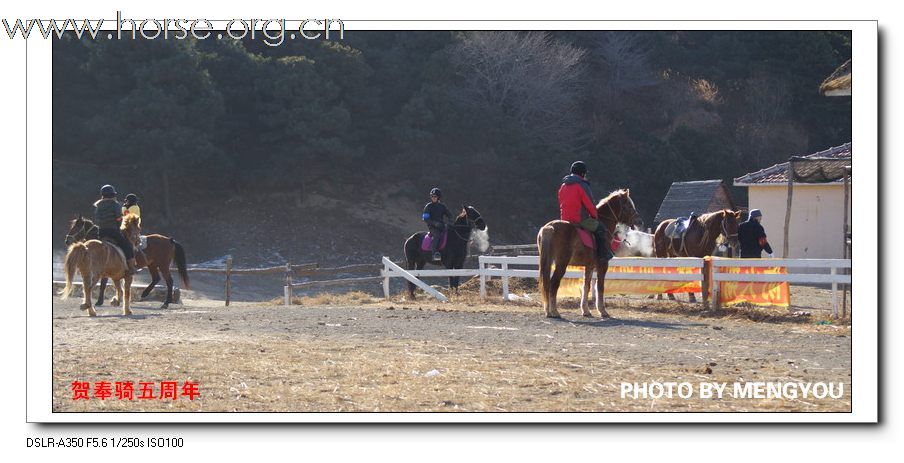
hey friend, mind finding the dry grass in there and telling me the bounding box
[53,336,849,413]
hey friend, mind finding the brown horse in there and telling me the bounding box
[653,209,741,303]
[537,189,640,319]
[61,240,133,316]
[64,215,189,308]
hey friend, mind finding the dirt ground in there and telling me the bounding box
[51,282,852,414]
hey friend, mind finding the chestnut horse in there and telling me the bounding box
[61,240,133,316]
[120,215,190,308]
[64,215,190,308]
[537,189,639,319]
[653,209,741,303]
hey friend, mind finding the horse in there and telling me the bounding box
[653,209,742,303]
[60,239,133,317]
[613,222,654,258]
[403,205,487,298]
[537,189,640,319]
[64,215,190,308]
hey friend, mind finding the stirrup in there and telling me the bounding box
[432,252,442,260]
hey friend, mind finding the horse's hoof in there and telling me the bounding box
[79,303,90,311]
[599,312,612,319]
[546,313,561,319]
[160,304,169,310]
[111,298,120,307]
[123,310,133,316]
[95,301,104,307]
[87,309,97,317]
[582,312,594,318]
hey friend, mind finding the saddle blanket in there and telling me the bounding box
[421,231,448,252]
[576,228,595,251]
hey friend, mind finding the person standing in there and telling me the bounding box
[738,209,774,258]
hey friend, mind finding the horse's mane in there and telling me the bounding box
[122,214,140,229]
[596,189,629,209]
[699,209,735,223]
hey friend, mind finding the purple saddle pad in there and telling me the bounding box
[421,231,448,251]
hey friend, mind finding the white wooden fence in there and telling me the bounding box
[380,254,853,317]
[709,257,852,317]
[477,255,705,301]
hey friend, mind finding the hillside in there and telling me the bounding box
[52,30,852,266]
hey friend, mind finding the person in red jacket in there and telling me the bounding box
[558,161,613,260]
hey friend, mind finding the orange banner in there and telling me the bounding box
[715,264,790,307]
[557,265,701,298]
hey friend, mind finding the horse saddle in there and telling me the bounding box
[420,230,448,252]
[666,215,695,240]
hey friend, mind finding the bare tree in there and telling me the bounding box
[593,32,660,102]
[449,31,588,150]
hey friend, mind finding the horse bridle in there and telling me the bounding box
[721,215,738,241]
[451,209,483,242]
[66,220,98,243]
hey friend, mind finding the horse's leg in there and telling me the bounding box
[81,274,96,316]
[449,258,461,295]
[96,277,107,306]
[141,266,161,299]
[112,278,127,315]
[159,267,174,309]
[580,266,593,317]
[409,260,425,299]
[123,275,133,316]
[596,263,611,318]
[547,258,569,318]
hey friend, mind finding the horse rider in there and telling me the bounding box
[423,187,453,260]
[738,208,774,258]
[122,193,141,227]
[94,184,138,275]
[558,161,614,261]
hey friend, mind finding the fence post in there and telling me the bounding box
[382,261,390,299]
[831,267,838,318]
[501,262,509,301]
[224,255,233,307]
[479,257,487,300]
[285,262,293,307]
[712,260,721,310]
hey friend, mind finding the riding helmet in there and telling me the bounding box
[100,184,117,197]
[570,161,588,176]
[125,193,138,204]
[430,187,442,199]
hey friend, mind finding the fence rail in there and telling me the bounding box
[709,257,851,317]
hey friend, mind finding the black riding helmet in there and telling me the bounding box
[430,187,442,199]
[570,161,588,177]
[100,184,117,198]
[125,193,138,205]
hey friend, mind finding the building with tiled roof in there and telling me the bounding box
[733,143,852,259]
[653,180,736,227]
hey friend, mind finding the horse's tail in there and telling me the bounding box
[537,225,555,307]
[172,239,190,290]
[61,242,87,299]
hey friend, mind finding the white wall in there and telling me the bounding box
[747,183,851,259]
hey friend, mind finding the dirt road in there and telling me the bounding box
[51,292,851,413]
